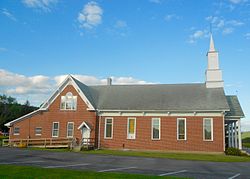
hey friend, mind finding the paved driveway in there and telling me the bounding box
[0,147,249,179]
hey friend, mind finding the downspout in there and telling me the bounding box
[98,115,101,149]
[222,111,225,151]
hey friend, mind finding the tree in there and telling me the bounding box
[0,95,38,132]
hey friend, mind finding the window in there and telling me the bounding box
[60,92,77,110]
[127,118,136,139]
[177,118,186,140]
[203,118,213,141]
[67,122,74,138]
[104,118,113,139]
[152,118,160,140]
[13,127,20,135]
[52,122,59,137]
[35,127,42,136]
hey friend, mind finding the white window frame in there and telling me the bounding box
[60,92,77,111]
[67,122,74,138]
[151,118,161,140]
[35,127,42,136]
[104,118,113,139]
[52,122,59,137]
[127,118,136,139]
[177,118,186,140]
[13,127,20,136]
[203,118,213,141]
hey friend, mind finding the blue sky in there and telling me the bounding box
[0,0,249,130]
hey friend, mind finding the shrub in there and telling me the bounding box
[225,147,243,156]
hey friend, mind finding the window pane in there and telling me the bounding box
[53,130,58,137]
[107,119,112,124]
[35,127,42,135]
[14,127,20,134]
[106,124,112,138]
[68,123,72,129]
[152,119,160,139]
[53,123,59,129]
[129,119,135,134]
[67,130,73,137]
[153,128,159,139]
[204,119,212,140]
[178,119,185,140]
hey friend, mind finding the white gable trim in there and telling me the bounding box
[5,109,41,127]
[5,75,96,127]
[78,121,91,130]
[40,75,95,111]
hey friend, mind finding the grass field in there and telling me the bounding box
[0,165,181,179]
[82,149,250,162]
[242,132,250,140]
[242,131,250,148]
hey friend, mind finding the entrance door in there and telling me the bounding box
[82,126,90,144]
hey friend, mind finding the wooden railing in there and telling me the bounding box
[2,138,74,148]
[81,138,95,150]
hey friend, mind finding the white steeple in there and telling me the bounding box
[205,34,224,88]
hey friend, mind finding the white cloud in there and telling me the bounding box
[22,0,57,11]
[188,30,209,44]
[0,69,153,106]
[222,27,234,35]
[245,33,250,40]
[227,20,244,26]
[114,20,127,28]
[0,47,7,52]
[1,8,17,21]
[78,1,103,29]
[229,0,247,4]
[164,14,180,21]
[204,16,244,36]
[242,119,250,131]
[149,0,161,3]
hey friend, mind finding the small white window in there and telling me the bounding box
[13,127,20,135]
[60,92,77,110]
[35,127,42,136]
[203,118,213,141]
[52,122,59,137]
[152,118,160,140]
[104,118,113,139]
[177,118,186,140]
[67,122,74,138]
[127,118,136,139]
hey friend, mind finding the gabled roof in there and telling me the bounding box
[225,95,244,118]
[75,79,230,111]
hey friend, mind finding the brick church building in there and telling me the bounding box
[5,35,244,152]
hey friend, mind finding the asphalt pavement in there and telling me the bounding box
[0,147,249,179]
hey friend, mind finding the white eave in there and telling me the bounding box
[5,74,96,127]
[40,74,95,111]
[4,109,42,127]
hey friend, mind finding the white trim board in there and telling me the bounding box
[99,111,224,117]
[41,75,95,111]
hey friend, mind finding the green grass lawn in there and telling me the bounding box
[242,131,250,139]
[242,131,250,149]
[82,149,250,162]
[0,165,182,179]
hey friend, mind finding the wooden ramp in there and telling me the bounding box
[2,138,74,148]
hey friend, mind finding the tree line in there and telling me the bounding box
[0,95,38,132]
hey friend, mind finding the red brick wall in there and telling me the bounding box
[9,84,224,152]
[100,116,224,152]
[9,85,97,144]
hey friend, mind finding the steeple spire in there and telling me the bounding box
[205,34,224,88]
[209,34,215,52]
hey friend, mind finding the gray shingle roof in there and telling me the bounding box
[225,96,244,118]
[74,77,230,111]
